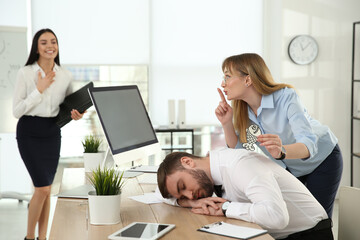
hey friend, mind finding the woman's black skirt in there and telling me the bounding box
[16,115,61,187]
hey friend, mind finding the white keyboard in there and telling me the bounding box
[127,165,159,173]
[138,173,157,185]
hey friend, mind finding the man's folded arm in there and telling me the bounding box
[226,172,289,230]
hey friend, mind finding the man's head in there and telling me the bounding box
[157,152,214,200]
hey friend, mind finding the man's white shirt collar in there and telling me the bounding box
[209,148,226,186]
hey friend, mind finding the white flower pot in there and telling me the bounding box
[88,190,121,225]
[83,152,105,172]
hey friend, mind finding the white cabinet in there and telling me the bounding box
[0,133,32,194]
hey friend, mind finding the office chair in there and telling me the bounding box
[338,186,360,240]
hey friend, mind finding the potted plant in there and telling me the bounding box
[87,166,126,225]
[82,134,104,172]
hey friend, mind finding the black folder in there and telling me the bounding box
[55,82,94,128]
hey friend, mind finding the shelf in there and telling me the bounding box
[161,145,193,149]
[161,147,194,151]
[351,21,360,186]
[155,128,194,133]
[155,128,194,154]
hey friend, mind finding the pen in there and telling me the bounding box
[202,221,222,229]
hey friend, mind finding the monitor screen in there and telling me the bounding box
[88,85,160,166]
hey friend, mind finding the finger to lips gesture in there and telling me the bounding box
[215,88,233,125]
[37,71,55,93]
[257,134,283,159]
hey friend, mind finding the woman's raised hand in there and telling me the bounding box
[215,88,233,126]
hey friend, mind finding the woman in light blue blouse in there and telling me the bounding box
[215,53,342,218]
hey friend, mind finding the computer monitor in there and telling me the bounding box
[88,85,161,168]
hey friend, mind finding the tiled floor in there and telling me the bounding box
[0,198,29,240]
[0,160,340,240]
[0,196,58,240]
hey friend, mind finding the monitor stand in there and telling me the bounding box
[101,147,143,178]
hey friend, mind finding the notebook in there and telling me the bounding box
[57,184,94,199]
[55,82,94,128]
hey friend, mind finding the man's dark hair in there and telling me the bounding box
[157,152,201,198]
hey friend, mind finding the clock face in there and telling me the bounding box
[288,35,319,65]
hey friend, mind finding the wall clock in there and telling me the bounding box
[288,35,319,65]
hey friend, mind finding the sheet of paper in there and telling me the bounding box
[198,221,267,240]
[128,192,163,204]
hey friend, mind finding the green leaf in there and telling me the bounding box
[82,135,103,153]
[87,166,126,196]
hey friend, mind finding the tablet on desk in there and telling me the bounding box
[108,222,175,240]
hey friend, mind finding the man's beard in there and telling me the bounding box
[187,169,214,199]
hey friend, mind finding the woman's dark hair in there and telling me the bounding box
[25,28,60,66]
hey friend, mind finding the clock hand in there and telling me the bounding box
[303,42,311,50]
[0,40,6,55]
[300,43,304,51]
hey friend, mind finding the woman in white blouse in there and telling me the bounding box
[13,28,84,240]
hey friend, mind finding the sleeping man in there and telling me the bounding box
[157,148,333,240]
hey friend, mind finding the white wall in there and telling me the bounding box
[0,0,27,27]
[31,0,149,65]
[149,0,263,126]
[264,0,360,187]
[30,0,263,126]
